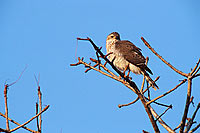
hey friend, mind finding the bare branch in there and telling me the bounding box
[185,102,200,132]
[155,105,172,121]
[38,87,42,132]
[180,77,192,132]
[8,66,27,87]
[4,85,10,131]
[36,103,40,132]
[149,105,175,132]
[10,105,49,132]
[191,66,200,78]
[146,79,187,105]
[0,112,37,133]
[190,58,200,75]
[189,123,200,133]
[141,37,188,77]
[118,97,139,108]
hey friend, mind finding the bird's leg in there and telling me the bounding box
[126,69,132,80]
[121,65,129,80]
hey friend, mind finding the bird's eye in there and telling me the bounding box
[110,35,114,38]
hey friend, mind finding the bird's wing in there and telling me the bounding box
[115,40,153,75]
[115,40,145,65]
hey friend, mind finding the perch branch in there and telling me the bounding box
[75,37,160,132]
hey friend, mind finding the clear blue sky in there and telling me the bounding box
[0,0,200,132]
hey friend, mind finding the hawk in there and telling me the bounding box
[106,32,158,90]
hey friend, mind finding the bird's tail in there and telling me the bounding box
[141,71,159,90]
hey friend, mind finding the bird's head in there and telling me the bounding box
[106,32,121,42]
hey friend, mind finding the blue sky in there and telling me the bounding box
[0,0,200,132]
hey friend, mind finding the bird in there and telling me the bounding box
[106,32,159,90]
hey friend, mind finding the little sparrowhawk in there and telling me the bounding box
[106,32,158,90]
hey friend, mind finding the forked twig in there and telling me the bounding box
[190,58,200,75]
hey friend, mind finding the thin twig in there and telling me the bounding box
[36,103,40,132]
[155,105,172,121]
[118,97,139,108]
[174,123,188,131]
[119,76,160,108]
[185,102,200,132]
[149,105,175,132]
[10,105,50,132]
[38,87,42,132]
[190,58,200,75]
[4,84,10,131]
[145,96,172,108]
[8,66,27,87]
[0,112,37,133]
[141,37,188,77]
[95,52,101,70]
[191,66,200,78]
[34,74,42,133]
[146,79,187,105]
[189,123,200,133]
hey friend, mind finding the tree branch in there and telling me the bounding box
[10,105,49,132]
[146,79,187,105]
[185,102,200,132]
[4,84,10,131]
[141,37,188,77]
[0,112,37,133]
[180,76,192,132]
